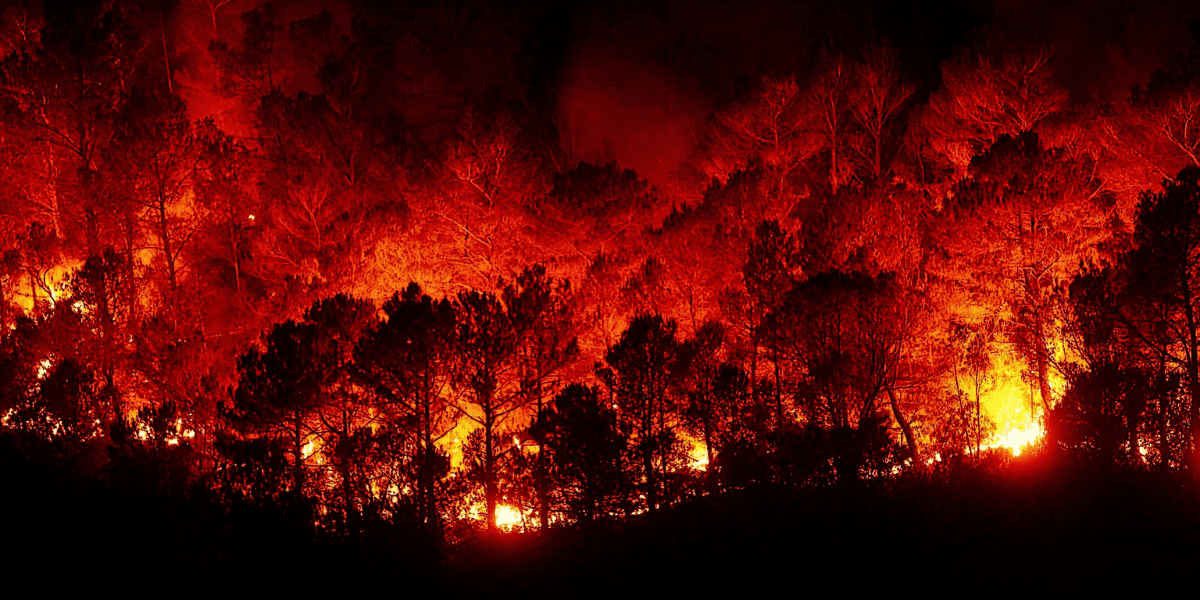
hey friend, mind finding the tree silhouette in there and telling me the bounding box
[228,294,373,496]
[539,383,629,524]
[1131,28,1200,174]
[600,313,687,513]
[453,267,574,532]
[1101,167,1200,466]
[918,32,1068,187]
[679,321,726,478]
[701,76,816,185]
[355,283,457,536]
[743,219,801,427]
[849,42,915,181]
[111,89,201,301]
[775,271,917,477]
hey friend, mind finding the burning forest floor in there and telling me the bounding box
[6,434,1199,592]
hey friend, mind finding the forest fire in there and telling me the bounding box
[4,0,1200,587]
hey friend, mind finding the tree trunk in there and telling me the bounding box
[643,443,656,513]
[974,376,983,457]
[535,381,550,532]
[703,413,714,469]
[484,402,497,533]
[888,388,920,470]
[340,436,355,529]
[421,391,441,538]
[643,388,657,513]
[537,455,550,532]
[1035,336,1053,415]
[1025,272,1054,416]
[292,413,305,493]
[772,327,783,428]
[157,195,178,293]
[1128,409,1142,466]
[873,126,883,179]
[1188,356,1200,471]
[1185,281,1200,471]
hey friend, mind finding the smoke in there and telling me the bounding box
[549,0,976,188]
[988,0,1200,102]
[555,37,708,188]
[169,0,351,137]
[164,0,1200,181]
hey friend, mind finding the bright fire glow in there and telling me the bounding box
[971,347,1057,458]
[495,504,523,531]
[986,422,1045,457]
[16,261,82,313]
[466,501,529,532]
[685,435,709,471]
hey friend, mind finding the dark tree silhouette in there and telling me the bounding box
[774,271,914,479]
[539,383,629,524]
[356,283,457,537]
[1084,168,1200,466]
[228,294,373,497]
[743,219,801,427]
[453,266,575,532]
[600,313,687,513]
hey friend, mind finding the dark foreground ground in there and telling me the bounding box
[446,462,1200,593]
[5,438,1199,592]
